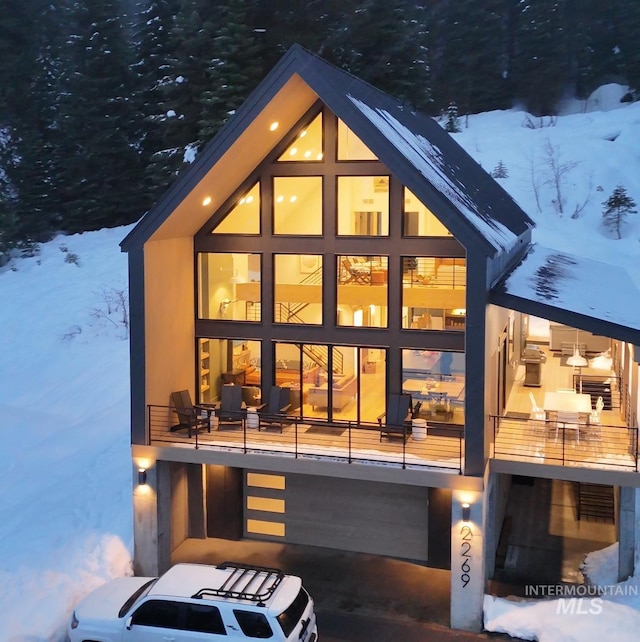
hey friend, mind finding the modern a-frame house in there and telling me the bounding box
[121,45,640,631]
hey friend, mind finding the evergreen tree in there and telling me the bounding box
[326,0,432,112]
[491,161,509,179]
[444,103,461,133]
[133,0,182,204]
[0,0,68,248]
[602,186,637,239]
[431,0,508,115]
[198,0,263,142]
[143,0,221,185]
[510,0,570,115]
[57,0,144,232]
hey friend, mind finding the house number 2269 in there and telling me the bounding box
[460,525,472,587]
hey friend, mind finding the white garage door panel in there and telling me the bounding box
[285,474,428,561]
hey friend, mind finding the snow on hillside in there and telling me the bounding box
[0,88,639,641]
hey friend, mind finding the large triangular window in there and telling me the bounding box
[337,119,378,160]
[277,113,323,162]
[211,183,260,234]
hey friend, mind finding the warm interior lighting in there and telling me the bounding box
[289,195,297,203]
[299,130,307,138]
[566,347,588,367]
[138,468,147,486]
[566,329,587,367]
[202,196,212,206]
[276,195,284,203]
[462,503,471,522]
[316,153,323,160]
[269,122,279,131]
[289,147,297,156]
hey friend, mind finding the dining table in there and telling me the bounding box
[543,391,592,414]
[403,378,465,401]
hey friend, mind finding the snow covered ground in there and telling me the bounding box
[0,85,639,641]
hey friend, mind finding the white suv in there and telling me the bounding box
[68,561,318,642]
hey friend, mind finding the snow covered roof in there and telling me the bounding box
[491,244,640,345]
[348,96,521,253]
[122,44,532,257]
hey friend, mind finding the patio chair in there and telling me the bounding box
[342,257,370,284]
[257,386,292,433]
[215,384,245,430]
[378,393,412,442]
[170,390,212,438]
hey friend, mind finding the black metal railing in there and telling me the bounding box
[492,414,638,472]
[147,405,463,473]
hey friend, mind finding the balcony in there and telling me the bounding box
[147,406,463,474]
[494,342,638,479]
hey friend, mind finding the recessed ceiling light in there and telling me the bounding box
[289,195,297,203]
[276,195,284,203]
[300,130,307,138]
[270,122,279,131]
[202,196,212,206]
[246,195,254,204]
[316,153,323,160]
[289,147,297,156]
[304,150,311,158]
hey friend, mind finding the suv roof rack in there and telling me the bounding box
[192,561,285,606]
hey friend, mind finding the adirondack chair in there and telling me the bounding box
[378,394,412,442]
[170,390,212,438]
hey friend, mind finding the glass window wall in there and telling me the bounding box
[402,257,466,331]
[337,255,388,328]
[402,187,452,237]
[273,177,322,235]
[274,254,323,325]
[337,176,389,236]
[199,338,261,405]
[198,253,261,321]
[401,348,465,424]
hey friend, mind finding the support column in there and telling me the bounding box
[450,491,485,632]
[618,486,640,581]
[132,459,172,577]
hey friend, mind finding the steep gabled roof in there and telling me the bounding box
[121,44,533,255]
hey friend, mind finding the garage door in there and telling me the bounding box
[244,471,429,562]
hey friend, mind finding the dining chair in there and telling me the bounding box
[556,410,581,443]
[589,396,604,425]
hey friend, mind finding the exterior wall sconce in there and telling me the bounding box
[138,468,147,486]
[462,503,471,522]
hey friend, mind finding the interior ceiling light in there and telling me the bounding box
[245,195,254,204]
[276,195,284,203]
[289,195,297,203]
[316,153,323,160]
[269,122,279,131]
[304,150,311,158]
[300,130,307,138]
[289,147,297,156]
[202,196,212,206]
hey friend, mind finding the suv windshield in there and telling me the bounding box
[277,588,309,637]
[118,579,157,618]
